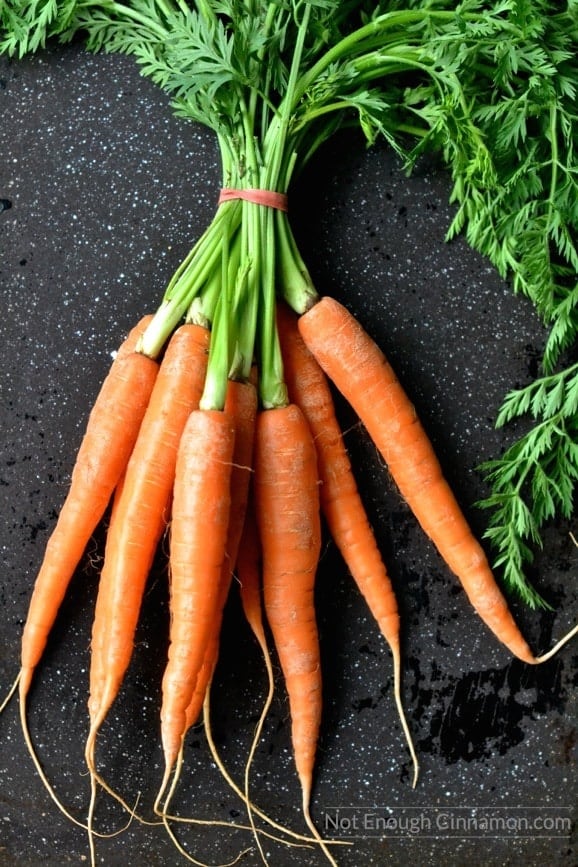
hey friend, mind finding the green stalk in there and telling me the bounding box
[258,200,288,409]
[235,97,263,382]
[275,213,317,314]
[249,2,279,143]
[94,0,169,38]
[347,48,433,83]
[288,9,443,108]
[199,292,229,411]
[138,203,241,358]
[255,3,314,409]
[162,205,235,302]
[189,224,242,329]
[195,0,217,24]
[262,5,311,194]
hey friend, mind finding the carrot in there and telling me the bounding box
[237,495,267,670]
[83,323,210,863]
[157,379,258,856]
[181,378,258,737]
[297,295,576,665]
[19,315,158,699]
[160,378,257,770]
[253,401,336,863]
[276,301,418,785]
[156,382,258,857]
[12,315,158,830]
[85,322,209,768]
[157,406,236,808]
[203,495,350,858]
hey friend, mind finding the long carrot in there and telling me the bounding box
[13,316,158,829]
[203,495,349,858]
[277,301,418,785]
[253,402,335,863]
[156,406,236,814]
[19,315,157,699]
[85,323,209,766]
[155,380,258,857]
[160,378,257,769]
[297,295,577,665]
[181,378,258,737]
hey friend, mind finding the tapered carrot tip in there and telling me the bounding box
[18,667,33,702]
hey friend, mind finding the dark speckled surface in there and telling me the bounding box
[1,45,577,867]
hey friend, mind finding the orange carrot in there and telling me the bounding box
[277,301,418,784]
[15,316,158,831]
[204,497,338,854]
[19,315,158,699]
[253,402,330,856]
[84,323,210,863]
[86,473,124,735]
[181,378,258,736]
[236,496,265,655]
[297,295,540,663]
[86,323,209,742]
[158,406,236,790]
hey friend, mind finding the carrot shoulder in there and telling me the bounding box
[297,296,536,664]
[19,315,158,696]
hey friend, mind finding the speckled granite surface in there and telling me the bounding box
[0,44,576,867]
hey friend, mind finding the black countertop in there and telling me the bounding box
[1,44,576,867]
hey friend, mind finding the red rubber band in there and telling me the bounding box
[218,188,288,212]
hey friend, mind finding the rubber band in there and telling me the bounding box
[218,188,288,212]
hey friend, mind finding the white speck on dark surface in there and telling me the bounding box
[0,43,577,867]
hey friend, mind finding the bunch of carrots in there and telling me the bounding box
[7,289,577,864]
[2,1,578,864]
